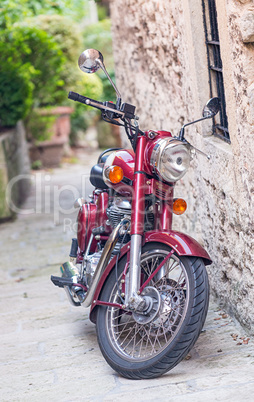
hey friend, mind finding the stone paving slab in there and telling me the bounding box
[0,151,253,401]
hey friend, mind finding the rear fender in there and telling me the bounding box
[89,230,211,323]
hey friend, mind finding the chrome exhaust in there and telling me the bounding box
[61,261,85,306]
[52,218,130,307]
[51,261,86,306]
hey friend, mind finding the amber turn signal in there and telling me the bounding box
[107,165,124,184]
[173,198,187,215]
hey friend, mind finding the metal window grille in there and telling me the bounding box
[202,0,230,143]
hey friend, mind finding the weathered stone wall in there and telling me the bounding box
[0,121,31,220]
[110,0,254,332]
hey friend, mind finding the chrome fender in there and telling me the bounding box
[89,230,211,323]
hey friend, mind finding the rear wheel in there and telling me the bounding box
[96,243,209,379]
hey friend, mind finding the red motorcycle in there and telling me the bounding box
[51,49,220,379]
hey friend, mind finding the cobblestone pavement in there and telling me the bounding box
[0,150,254,402]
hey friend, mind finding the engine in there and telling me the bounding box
[107,197,131,227]
[107,196,154,242]
[85,250,103,287]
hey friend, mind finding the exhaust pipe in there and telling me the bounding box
[51,218,130,307]
[51,262,86,306]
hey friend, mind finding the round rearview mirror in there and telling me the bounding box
[202,97,220,118]
[78,49,104,74]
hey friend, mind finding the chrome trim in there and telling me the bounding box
[65,286,81,307]
[60,261,80,281]
[96,58,122,100]
[85,99,124,116]
[150,138,191,183]
[83,234,94,262]
[60,261,82,306]
[74,197,85,209]
[126,234,144,309]
[81,233,94,281]
[114,197,131,210]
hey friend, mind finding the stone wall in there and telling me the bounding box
[110,0,254,332]
[0,121,31,220]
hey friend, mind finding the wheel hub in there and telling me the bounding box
[132,286,161,324]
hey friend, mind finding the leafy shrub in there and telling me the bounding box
[0,24,66,127]
[83,19,113,69]
[34,15,82,93]
[26,109,56,143]
[32,14,103,144]
[97,4,109,21]
[0,0,89,29]
[9,23,69,107]
[0,64,33,127]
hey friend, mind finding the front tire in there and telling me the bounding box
[96,243,209,379]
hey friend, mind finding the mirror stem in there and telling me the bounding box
[178,114,214,141]
[179,127,185,141]
[97,59,122,105]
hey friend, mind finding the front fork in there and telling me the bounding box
[126,135,147,311]
[126,234,144,309]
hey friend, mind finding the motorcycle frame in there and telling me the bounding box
[65,130,213,316]
[55,60,220,336]
[87,132,212,318]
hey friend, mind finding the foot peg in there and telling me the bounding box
[51,275,74,288]
[51,275,87,306]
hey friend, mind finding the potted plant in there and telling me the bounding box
[20,16,82,167]
[27,105,74,167]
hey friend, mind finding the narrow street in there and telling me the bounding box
[0,150,253,402]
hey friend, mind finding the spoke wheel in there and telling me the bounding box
[96,243,209,379]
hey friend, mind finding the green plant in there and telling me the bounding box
[0,0,89,29]
[0,24,66,111]
[83,19,113,69]
[97,4,109,21]
[26,109,56,143]
[34,14,82,93]
[0,64,33,127]
[31,159,43,170]
[0,2,87,128]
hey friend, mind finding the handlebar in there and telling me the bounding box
[68,91,139,150]
[68,91,104,109]
[68,91,125,116]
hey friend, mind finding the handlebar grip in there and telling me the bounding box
[68,91,82,102]
[68,91,103,107]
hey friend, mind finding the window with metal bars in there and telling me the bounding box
[202,0,230,143]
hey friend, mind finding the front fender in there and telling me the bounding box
[89,230,211,323]
[144,230,212,265]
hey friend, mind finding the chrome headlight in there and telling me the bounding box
[150,138,191,182]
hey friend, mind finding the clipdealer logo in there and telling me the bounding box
[5,172,92,231]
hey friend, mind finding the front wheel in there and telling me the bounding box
[96,243,209,379]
